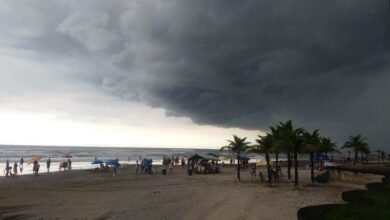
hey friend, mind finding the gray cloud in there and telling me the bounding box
[1,0,390,149]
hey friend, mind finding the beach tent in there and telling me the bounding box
[188,153,219,161]
[206,153,219,158]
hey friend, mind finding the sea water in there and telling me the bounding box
[0,145,228,176]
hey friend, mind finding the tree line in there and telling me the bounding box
[220,120,380,187]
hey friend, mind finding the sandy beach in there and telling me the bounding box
[0,165,359,220]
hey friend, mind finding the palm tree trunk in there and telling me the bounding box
[294,151,299,187]
[275,152,279,167]
[237,154,241,181]
[360,152,364,164]
[287,152,292,180]
[354,150,358,165]
[265,152,271,185]
[310,153,314,184]
[316,153,320,168]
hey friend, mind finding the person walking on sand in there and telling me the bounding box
[168,161,173,174]
[46,158,51,172]
[13,162,18,176]
[250,164,256,181]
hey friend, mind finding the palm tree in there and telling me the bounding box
[320,137,339,161]
[248,134,273,184]
[303,130,322,184]
[277,120,305,187]
[342,135,368,165]
[220,135,251,181]
[271,124,293,180]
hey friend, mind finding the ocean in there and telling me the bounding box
[0,145,228,176]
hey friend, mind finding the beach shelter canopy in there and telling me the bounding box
[62,154,72,158]
[238,156,250,161]
[188,153,219,161]
[206,153,219,157]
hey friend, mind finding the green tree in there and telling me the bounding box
[271,124,293,180]
[342,135,368,165]
[320,137,339,161]
[220,135,251,181]
[303,129,322,184]
[248,134,273,184]
[277,120,305,187]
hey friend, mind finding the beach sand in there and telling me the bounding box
[0,166,358,220]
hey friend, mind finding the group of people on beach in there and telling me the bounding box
[3,157,25,177]
[3,156,71,177]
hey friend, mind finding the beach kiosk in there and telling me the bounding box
[188,153,220,174]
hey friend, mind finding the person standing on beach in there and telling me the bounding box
[33,160,40,176]
[67,159,72,170]
[5,159,10,177]
[135,160,139,174]
[20,157,24,173]
[47,158,51,172]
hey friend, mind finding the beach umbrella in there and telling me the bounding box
[27,156,42,164]
[91,159,104,165]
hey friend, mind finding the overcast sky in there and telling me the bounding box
[0,0,389,150]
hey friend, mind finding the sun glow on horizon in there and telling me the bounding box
[0,110,262,148]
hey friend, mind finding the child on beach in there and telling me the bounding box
[33,161,40,176]
[13,162,18,176]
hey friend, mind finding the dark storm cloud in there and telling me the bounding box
[2,0,390,148]
[103,0,389,147]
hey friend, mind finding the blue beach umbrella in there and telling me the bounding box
[91,159,104,165]
[105,159,120,166]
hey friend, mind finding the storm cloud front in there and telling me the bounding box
[1,0,389,148]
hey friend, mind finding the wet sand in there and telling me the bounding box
[0,166,358,220]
